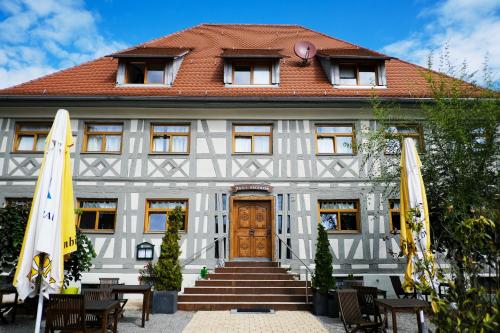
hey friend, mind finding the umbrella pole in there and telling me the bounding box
[34,253,45,333]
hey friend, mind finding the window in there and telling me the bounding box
[389,200,401,233]
[316,125,355,154]
[145,199,188,233]
[150,124,190,153]
[77,199,117,232]
[232,62,271,85]
[126,62,166,84]
[233,125,272,154]
[319,200,360,232]
[14,123,51,152]
[83,123,123,153]
[339,64,377,86]
[5,198,32,207]
[385,125,423,154]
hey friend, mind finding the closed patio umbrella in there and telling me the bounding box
[13,109,77,333]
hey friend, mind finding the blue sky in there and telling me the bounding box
[0,0,499,88]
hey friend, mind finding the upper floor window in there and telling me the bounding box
[150,124,190,153]
[126,62,167,84]
[339,64,378,86]
[77,199,117,232]
[14,123,50,152]
[232,62,272,85]
[316,125,355,154]
[83,123,123,153]
[385,125,423,154]
[319,200,360,233]
[233,125,272,154]
[389,200,401,233]
[145,199,188,233]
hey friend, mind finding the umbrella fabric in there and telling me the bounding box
[399,138,433,293]
[14,109,77,299]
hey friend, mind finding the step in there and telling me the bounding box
[183,286,313,295]
[214,267,288,274]
[178,294,307,303]
[178,302,312,311]
[207,273,295,280]
[195,280,311,287]
[224,261,279,268]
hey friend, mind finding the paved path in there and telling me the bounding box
[182,310,328,333]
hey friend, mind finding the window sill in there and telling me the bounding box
[144,230,187,234]
[11,151,44,154]
[232,153,273,156]
[333,85,387,90]
[81,151,122,155]
[115,84,171,88]
[327,231,361,234]
[316,153,356,157]
[225,84,279,88]
[148,152,190,156]
[81,230,115,234]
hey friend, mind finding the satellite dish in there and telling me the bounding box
[294,41,317,65]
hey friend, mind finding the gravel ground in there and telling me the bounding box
[1,310,434,332]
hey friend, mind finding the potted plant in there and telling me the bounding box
[327,277,339,318]
[139,262,157,286]
[152,206,183,314]
[312,224,335,316]
[63,228,97,293]
[343,273,363,287]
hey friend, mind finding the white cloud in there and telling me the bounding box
[0,0,126,89]
[382,0,500,86]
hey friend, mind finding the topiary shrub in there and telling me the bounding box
[312,224,335,295]
[154,206,183,291]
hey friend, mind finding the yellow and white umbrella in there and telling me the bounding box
[13,109,77,333]
[399,138,434,290]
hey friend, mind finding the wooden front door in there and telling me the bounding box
[232,200,272,258]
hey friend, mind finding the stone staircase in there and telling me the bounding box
[178,261,312,311]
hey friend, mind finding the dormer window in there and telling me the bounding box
[233,62,272,85]
[317,48,389,88]
[126,62,166,84]
[339,64,378,86]
[110,47,190,87]
[221,49,284,87]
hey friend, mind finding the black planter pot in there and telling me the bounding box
[313,291,328,316]
[152,290,178,314]
[327,289,339,318]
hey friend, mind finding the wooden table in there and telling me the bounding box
[376,298,429,333]
[0,285,18,324]
[112,284,151,328]
[86,300,120,333]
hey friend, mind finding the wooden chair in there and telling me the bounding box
[44,294,86,333]
[0,286,18,324]
[389,276,415,299]
[352,286,384,324]
[99,278,127,317]
[83,289,118,329]
[337,289,382,333]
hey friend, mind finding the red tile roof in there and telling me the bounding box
[220,48,286,58]
[111,47,190,58]
[0,24,464,98]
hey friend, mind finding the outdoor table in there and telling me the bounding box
[376,298,429,333]
[111,284,151,328]
[0,285,18,324]
[85,299,120,333]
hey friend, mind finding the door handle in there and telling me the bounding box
[249,227,255,236]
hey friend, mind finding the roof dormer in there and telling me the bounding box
[220,49,285,87]
[111,47,190,87]
[317,48,390,89]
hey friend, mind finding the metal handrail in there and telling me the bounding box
[274,233,313,303]
[181,234,227,269]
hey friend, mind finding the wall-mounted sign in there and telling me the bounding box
[230,184,273,193]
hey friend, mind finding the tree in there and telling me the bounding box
[63,228,96,287]
[154,206,183,291]
[312,224,335,294]
[0,202,30,277]
[361,57,499,332]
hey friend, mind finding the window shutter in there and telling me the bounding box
[116,62,126,84]
[332,63,340,85]
[377,62,387,86]
[224,61,233,84]
[271,61,280,84]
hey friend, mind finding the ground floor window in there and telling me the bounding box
[77,199,117,232]
[144,199,188,233]
[318,200,360,232]
[4,198,32,207]
[389,199,401,233]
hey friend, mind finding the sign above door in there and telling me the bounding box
[230,184,273,193]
